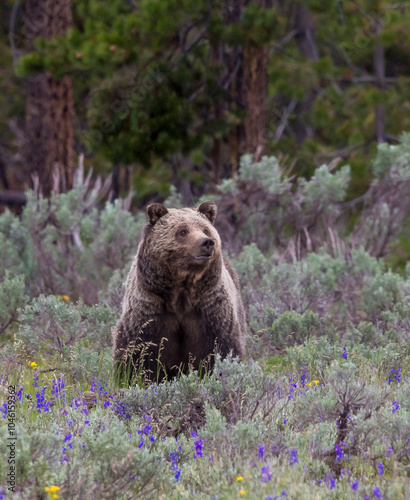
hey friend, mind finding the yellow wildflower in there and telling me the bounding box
[28,361,37,367]
[45,485,60,492]
[45,485,60,499]
[60,295,70,301]
[314,380,320,385]
[236,476,243,481]
[306,382,312,387]
[240,489,246,495]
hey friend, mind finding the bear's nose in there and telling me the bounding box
[200,238,214,253]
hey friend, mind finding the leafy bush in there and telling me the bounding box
[9,295,117,381]
[0,272,28,335]
[235,243,410,345]
[216,136,410,261]
[268,310,323,348]
[21,189,144,303]
[0,210,36,283]
[215,155,350,254]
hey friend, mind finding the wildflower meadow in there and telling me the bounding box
[1,148,410,499]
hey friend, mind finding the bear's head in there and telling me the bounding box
[143,201,221,278]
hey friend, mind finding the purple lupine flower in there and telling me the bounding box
[170,446,182,481]
[325,472,335,489]
[300,367,307,388]
[288,376,297,400]
[351,480,359,491]
[35,387,51,413]
[392,400,400,414]
[373,487,382,499]
[258,444,265,460]
[70,397,81,409]
[99,382,108,397]
[194,437,203,458]
[261,466,271,483]
[342,345,348,359]
[289,448,298,466]
[16,386,23,402]
[385,446,394,457]
[335,442,345,462]
[173,465,181,482]
[51,377,66,401]
[340,468,350,479]
[388,367,401,385]
[0,402,7,419]
[377,462,384,476]
[64,433,72,443]
[113,400,131,419]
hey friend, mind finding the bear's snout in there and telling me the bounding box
[191,236,215,261]
[200,238,214,254]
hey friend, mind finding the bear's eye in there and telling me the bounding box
[179,229,188,237]
[203,229,210,236]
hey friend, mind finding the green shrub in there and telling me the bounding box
[268,310,323,348]
[0,272,28,335]
[13,295,116,380]
[0,188,144,305]
[0,210,36,284]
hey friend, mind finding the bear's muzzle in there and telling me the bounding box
[193,237,215,260]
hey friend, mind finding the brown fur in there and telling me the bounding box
[113,201,246,383]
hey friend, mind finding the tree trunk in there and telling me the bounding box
[374,42,385,143]
[24,0,74,195]
[242,42,269,161]
[241,0,271,161]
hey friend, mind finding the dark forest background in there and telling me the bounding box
[1,0,410,203]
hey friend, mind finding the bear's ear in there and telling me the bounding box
[197,201,217,225]
[147,203,169,225]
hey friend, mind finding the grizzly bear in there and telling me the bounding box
[113,201,246,383]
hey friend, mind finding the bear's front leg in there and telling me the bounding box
[201,294,245,361]
[113,307,182,384]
